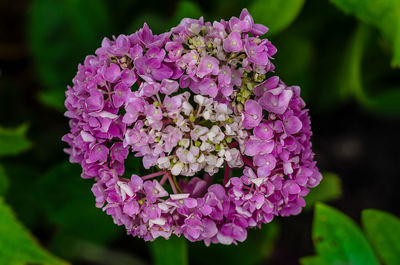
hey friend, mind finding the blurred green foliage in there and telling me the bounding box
[249,0,305,35]
[0,165,8,196]
[170,1,203,28]
[330,0,400,67]
[362,210,400,265]
[0,124,31,157]
[0,126,66,264]
[34,162,122,255]
[336,23,400,115]
[29,0,111,111]
[150,237,188,265]
[305,173,342,209]
[306,203,379,265]
[302,204,400,265]
[0,198,68,265]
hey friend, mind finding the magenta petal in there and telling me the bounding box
[256,166,271,178]
[259,140,274,154]
[245,99,262,115]
[284,116,302,135]
[86,90,104,112]
[141,81,160,97]
[87,144,109,163]
[221,223,247,243]
[182,177,208,197]
[223,32,243,53]
[202,219,218,238]
[143,154,158,169]
[129,175,143,192]
[107,35,130,56]
[104,63,121,82]
[220,84,233,97]
[253,122,273,140]
[197,56,219,78]
[152,64,173,80]
[120,68,137,86]
[111,142,128,162]
[284,181,301,194]
[244,138,264,156]
[242,99,263,129]
[123,200,140,216]
[160,79,179,95]
[112,83,129,108]
[251,23,268,35]
[198,78,217,98]
[253,76,279,97]
[259,89,293,114]
[184,198,198,208]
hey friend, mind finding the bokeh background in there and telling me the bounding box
[1,0,399,264]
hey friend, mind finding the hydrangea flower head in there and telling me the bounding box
[63,9,322,245]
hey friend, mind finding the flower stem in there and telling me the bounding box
[228,141,239,148]
[167,172,178,194]
[159,173,169,185]
[242,155,256,170]
[224,163,232,185]
[172,175,183,193]
[142,171,165,181]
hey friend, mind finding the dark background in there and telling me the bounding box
[1,0,399,264]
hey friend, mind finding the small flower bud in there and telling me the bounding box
[237,103,243,112]
[242,89,251,98]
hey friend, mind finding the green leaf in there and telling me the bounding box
[337,23,400,115]
[337,24,370,103]
[0,164,8,196]
[29,0,111,111]
[305,173,342,209]
[34,162,121,248]
[249,0,305,35]
[149,236,188,265]
[312,203,379,265]
[170,1,203,27]
[0,124,31,157]
[300,256,331,265]
[0,197,68,265]
[190,222,280,265]
[362,209,400,265]
[329,0,400,67]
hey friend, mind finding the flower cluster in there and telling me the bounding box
[63,9,322,245]
[124,91,247,177]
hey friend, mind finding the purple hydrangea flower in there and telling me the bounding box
[63,8,322,246]
[223,32,243,53]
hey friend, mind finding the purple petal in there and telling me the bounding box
[284,116,302,135]
[104,63,121,82]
